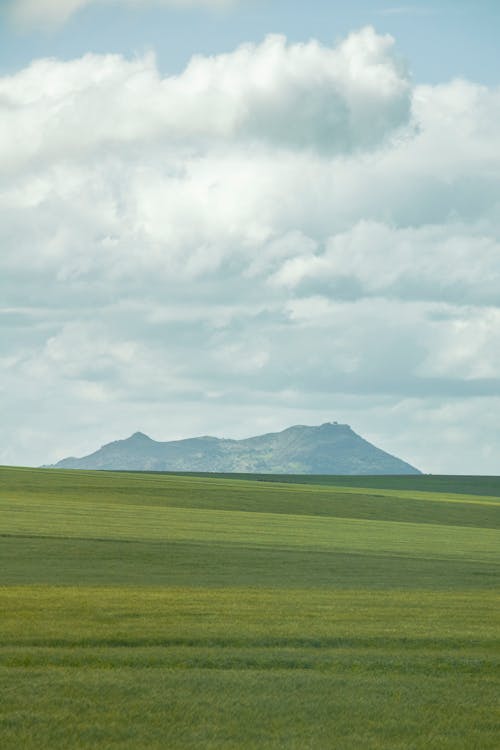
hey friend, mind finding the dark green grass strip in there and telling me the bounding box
[2,644,499,669]
[1,536,499,589]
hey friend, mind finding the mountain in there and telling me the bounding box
[49,423,421,475]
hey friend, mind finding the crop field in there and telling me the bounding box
[1,467,499,749]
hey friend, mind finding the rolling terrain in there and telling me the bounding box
[0,466,499,749]
[48,422,421,474]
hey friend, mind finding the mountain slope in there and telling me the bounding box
[50,423,420,475]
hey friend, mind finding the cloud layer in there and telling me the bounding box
[2,27,500,471]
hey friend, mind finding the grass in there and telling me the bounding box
[1,466,499,748]
[140,470,500,497]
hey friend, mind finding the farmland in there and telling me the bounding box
[1,466,499,748]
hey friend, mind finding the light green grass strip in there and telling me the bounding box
[1,587,499,643]
[51,468,500,505]
[3,465,500,508]
[2,495,499,562]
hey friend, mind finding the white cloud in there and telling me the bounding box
[0,28,411,173]
[1,28,500,471]
[8,0,234,29]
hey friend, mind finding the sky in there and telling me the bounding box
[1,1,500,473]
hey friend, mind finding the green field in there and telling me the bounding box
[1,467,499,748]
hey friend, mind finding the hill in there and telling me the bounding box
[49,422,420,474]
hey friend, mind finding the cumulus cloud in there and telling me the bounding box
[0,28,411,172]
[1,27,500,471]
[8,0,233,29]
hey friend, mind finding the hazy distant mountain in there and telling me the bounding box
[49,423,420,475]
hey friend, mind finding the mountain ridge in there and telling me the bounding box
[48,422,421,475]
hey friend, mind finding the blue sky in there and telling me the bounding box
[2,1,500,83]
[2,0,500,472]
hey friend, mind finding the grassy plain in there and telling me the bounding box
[1,466,499,748]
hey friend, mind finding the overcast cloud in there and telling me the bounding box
[1,24,500,472]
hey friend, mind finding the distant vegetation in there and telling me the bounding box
[1,466,499,749]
